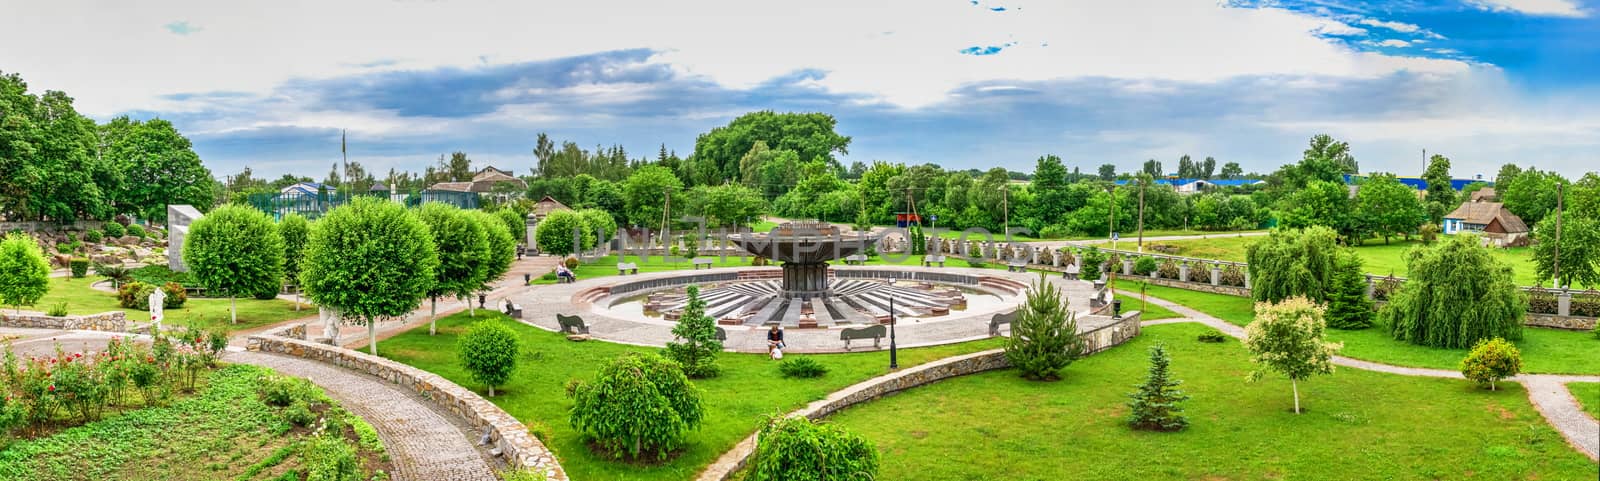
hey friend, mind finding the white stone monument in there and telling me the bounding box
[168,205,203,272]
[149,288,166,330]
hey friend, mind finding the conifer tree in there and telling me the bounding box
[664,285,722,378]
[1324,251,1373,329]
[1127,343,1190,431]
[1005,276,1087,381]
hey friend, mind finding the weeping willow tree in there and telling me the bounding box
[1381,234,1526,348]
[1246,226,1342,303]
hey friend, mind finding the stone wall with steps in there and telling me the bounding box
[695,311,1143,481]
[0,311,128,332]
[245,333,568,481]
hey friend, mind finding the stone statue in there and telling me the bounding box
[149,288,167,330]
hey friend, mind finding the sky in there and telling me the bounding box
[3,0,1598,181]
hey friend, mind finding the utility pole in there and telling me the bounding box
[661,189,672,256]
[1137,176,1146,253]
[1553,182,1564,288]
[1001,185,1009,239]
[1106,184,1117,250]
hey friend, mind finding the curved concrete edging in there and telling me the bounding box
[693,312,1144,481]
[245,332,569,481]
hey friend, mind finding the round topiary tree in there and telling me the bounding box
[664,285,722,378]
[494,208,525,247]
[183,205,284,324]
[459,320,519,396]
[279,213,311,311]
[417,203,489,333]
[578,208,616,250]
[300,197,439,355]
[1381,234,1526,349]
[464,209,516,296]
[747,415,878,481]
[1460,337,1521,391]
[567,353,704,460]
[0,233,51,314]
[1004,277,1087,381]
[535,209,585,258]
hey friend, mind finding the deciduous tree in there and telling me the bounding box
[0,233,50,314]
[567,353,704,460]
[1355,173,1425,244]
[184,205,284,324]
[747,416,878,481]
[1244,296,1341,414]
[1381,235,1525,349]
[1531,216,1600,288]
[300,197,439,355]
[417,203,489,333]
[459,320,518,396]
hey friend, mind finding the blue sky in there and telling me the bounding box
[4,0,1597,180]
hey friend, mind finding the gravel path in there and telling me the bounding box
[1133,292,1600,461]
[225,350,501,481]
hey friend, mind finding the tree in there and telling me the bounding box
[0,72,113,223]
[1421,154,1456,207]
[184,205,284,324]
[1324,251,1374,329]
[664,286,722,378]
[1502,168,1567,226]
[688,111,851,182]
[1295,134,1356,186]
[1280,181,1353,237]
[1004,277,1087,381]
[535,210,586,258]
[279,213,311,310]
[623,165,684,228]
[1176,155,1196,179]
[465,209,517,296]
[1200,156,1217,180]
[459,320,518,396]
[1245,226,1342,304]
[1355,173,1425,244]
[1219,162,1243,180]
[1244,296,1341,414]
[1459,338,1521,391]
[1569,173,1600,223]
[1098,164,1117,181]
[1531,216,1600,288]
[690,184,766,227]
[1142,159,1164,177]
[300,197,439,355]
[0,233,50,314]
[747,416,878,481]
[1126,343,1190,431]
[577,208,616,250]
[99,117,216,222]
[494,208,526,246]
[567,353,704,460]
[417,203,489,332]
[444,151,473,181]
[1381,235,1525,349]
[1494,163,1523,191]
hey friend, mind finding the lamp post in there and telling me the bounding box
[887,277,899,370]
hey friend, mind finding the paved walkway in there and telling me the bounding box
[225,350,501,481]
[1129,291,1600,461]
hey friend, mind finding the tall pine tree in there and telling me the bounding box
[1127,343,1190,431]
[1004,276,1087,381]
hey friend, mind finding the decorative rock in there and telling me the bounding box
[566,334,591,342]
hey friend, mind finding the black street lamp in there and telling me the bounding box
[888,277,899,369]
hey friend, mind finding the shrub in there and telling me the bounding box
[1460,337,1522,391]
[747,416,878,481]
[1219,265,1246,287]
[664,285,722,378]
[751,256,769,267]
[1246,226,1342,304]
[117,281,157,310]
[69,258,89,278]
[95,263,132,288]
[964,257,987,268]
[161,282,187,308]
[258,374,318,407]
[46,302,68,317]
[1382,235,1526,349]
[1156,260,1180,280]
[1419,223,1440,244]
[1196,329,1227,343]
[56,243,73,254]
[126,224,146,239]
[567,353,704,460]
[1079,247,1107,281]
[301,435,360,481]
[84,230,103,243]
[283,399,317,426]
[1005,277,1087,381]
[459,320,520,396]
[1127,343,1190,431]
[1038,225,1071,239]
[564,257,579,270]
[500,468,549,481]
[1132,257,1158,276]
[253,288,279,300]
[103,222,125,238]
[524,419,553,443]
[778,357,829,378]
[0,233,52,314]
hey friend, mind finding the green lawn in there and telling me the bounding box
[1153,235,1575,288]
[1572,382,1600,420]
[380,312,1004,481]
[22,276,308,333]
[825,323,1596,481]
[1121,280,1600,374]
[529,255,759,284]
[0,364,387,481]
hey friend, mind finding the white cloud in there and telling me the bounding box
[1466,0,1587,17]
[1366,39,1413,48]
[1357,18,1420,33]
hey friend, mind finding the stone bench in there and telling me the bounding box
[1063,264,1080,280]
[840,324,886,350]
[691,258,716,270]
[988,310,1018,336]
[922,255,946,267]
[502,301,523,319]
[617,262,639,275]
[556,313,590,335]
[1006,260,1028,272]
[843,254,868,265]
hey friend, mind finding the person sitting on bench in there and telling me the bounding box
[556,264,577,283]
[766,325,786,358]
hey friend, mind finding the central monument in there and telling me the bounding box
[729,222,878,298]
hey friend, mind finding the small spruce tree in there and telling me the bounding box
[1324,251,1373,329]
[1004,276,1087,381]
[1460,337,1522,391]
[664,285,722,378]
[1127,343,1190,431]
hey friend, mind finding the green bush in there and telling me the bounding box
[302,435,361,481]
[499,468,548,481]
[84,230,103,243]
[1038,225,1071,239]
[1383,235,1526,349]
[117,281,157,310]
[964,258,987,268]
[778,357,828,378]
[664,285,722,378]
[103,222,125,238]
[69,258,89,278]
[1132,257,1158,276]
[258,374,318,407]
[1460,337,1522,391]
[126,224,146,239]
[1196,330,1227,343]
[747,416,878,481]
[129,265,193,287]
[46,302,68,317]
[161,282,187,308]
[1080,247,1107,281]
[567,353,704,460]
[459,320,520,397]
[1156,260,1180,280]
[253,288,279,300]
[283,399,317,426]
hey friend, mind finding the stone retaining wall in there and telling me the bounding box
[1526,313,1598,330]
[696,311,1143,481]
[246,334,567,481]
[0,311,128,332]
[1140,277,1251,297]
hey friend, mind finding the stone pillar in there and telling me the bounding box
[1364,275,1375,300]
[1243,269,1252,289]
[1558,290,1572,317]
[1210,264,1221,286]
[525,214,540,253]
[1179,262,1189,283]
[1052,251,1062,267]
[1030,247,1039,264]
[1122,258,1133,276]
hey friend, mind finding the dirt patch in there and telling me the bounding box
[909,430,928,439]
[1487,403,1517,420]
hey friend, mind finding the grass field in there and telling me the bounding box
[826,322,1597,481]
[1572,382,1600,420]
[0,364,387,481]
[21,276,308,332]
[380,312,1004,481]
[1152,235,1574,288]
[1120,280,1600,374]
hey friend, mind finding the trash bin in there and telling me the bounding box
[1112,299,1123,319]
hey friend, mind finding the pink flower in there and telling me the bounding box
[46,385,54,392]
